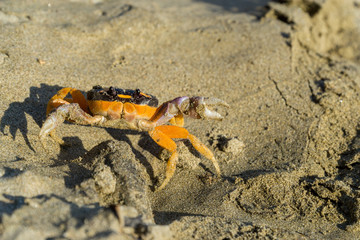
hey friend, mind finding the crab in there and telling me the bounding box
[39,86,229,191]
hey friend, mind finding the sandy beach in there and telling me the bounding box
[1,0,360,239]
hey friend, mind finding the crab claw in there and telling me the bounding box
[149,96,229,127]
[185,97,229,120]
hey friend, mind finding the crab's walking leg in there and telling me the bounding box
[40,87,94,147]
[149,125,221,191]
[149,128,179,191]
[46,88,89,115]
[40,103,105,146]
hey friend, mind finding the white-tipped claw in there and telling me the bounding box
[203,107,224,120]
[187,97,229,120]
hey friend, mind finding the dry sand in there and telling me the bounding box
[1,0,360,239]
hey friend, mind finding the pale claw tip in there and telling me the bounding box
[200,97,229,120]
[203,108,224,120]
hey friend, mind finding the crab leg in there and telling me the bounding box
[40,103,105,146]
[40,87,97,146]
[46,88,89,115]
[149,128,178,191]
[149,125,221,191]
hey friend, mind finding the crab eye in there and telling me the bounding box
[93,85,102,90]
[107,86,117,96]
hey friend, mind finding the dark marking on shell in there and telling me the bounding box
[87,85,159,107]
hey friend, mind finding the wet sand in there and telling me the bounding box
[1,0,360,239]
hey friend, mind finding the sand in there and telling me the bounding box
[1,0,360,239]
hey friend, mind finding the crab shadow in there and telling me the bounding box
[51,129,159,188]
[105,128,158,185]
[50,137,87,164]
[0,84,64,152]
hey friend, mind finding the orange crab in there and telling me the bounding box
[39,86,229,190]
